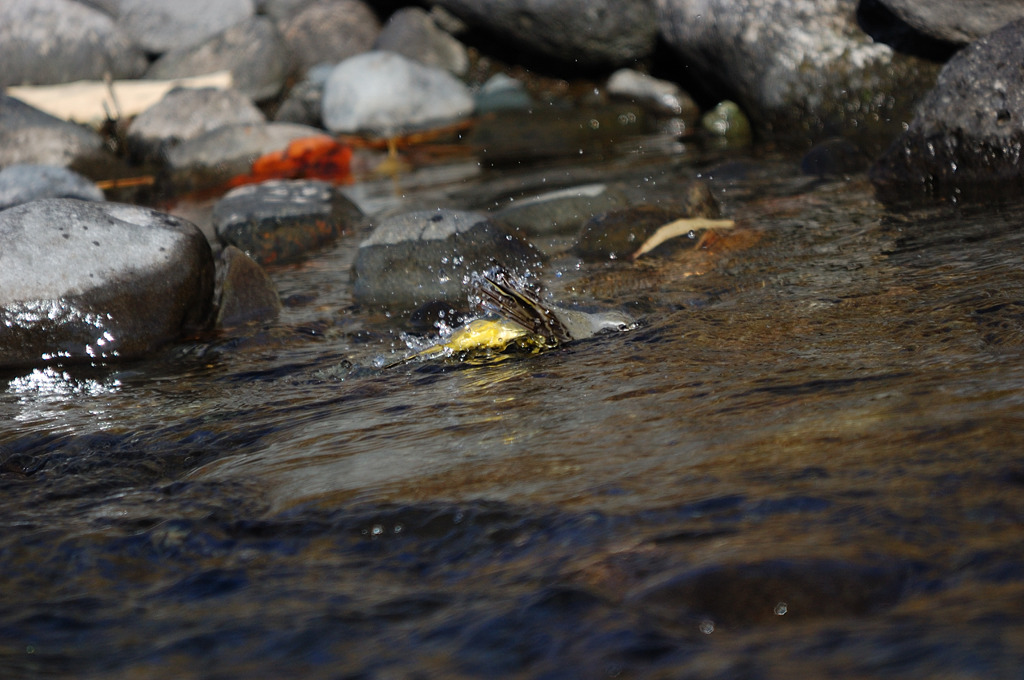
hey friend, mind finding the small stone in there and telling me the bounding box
[117,0,255,55]
[606,69,699,121]
[274,63,334,126]
[474,74,533,113]
[279,0,380,73]
[212,179,364,265]
[321,51,475,135]
[0,165,105,211]
[374,7,469,76]
[702,101,752,145]
[0,199,214,367]
[0,95,108,169]
[493,183,628,236]
[353,209,539,308]
[214,245,282,327]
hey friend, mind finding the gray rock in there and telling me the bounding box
[212,179,364,265]
[492,183,628,236]
[0,199,214,367]
[273,63,334,126]
[656,0,942,148]
[606,69,699,121]
[279,0,380,73]
[434,0,658,68]
[214,245,282,327]
[374,7,470,76]
[0,0,147,87]
[117,0,255,55]
[322,51,475,134]
[353,209,539,308]
[877,0,1024,44]
[145,17,291,102]
[126,88,266,163]
[870,19,1024,203]
[0,95,108,169]
[0,165,105,211]
[474,73,533,113]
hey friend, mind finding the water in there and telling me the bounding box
[2,134,1024,678]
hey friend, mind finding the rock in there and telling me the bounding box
[322,51,475,135]
[801,137,869,178]
[0,95,108,169]
[214,245,282,327]
[374,7,470,76]
[434,0,658,68]
[575,182,720,261]
[278,0,380,73]
[474,74,533,113]
[876,0,1024,44]
[117,0,255,55]
[353,209,539,308]
[0,0,147,88]
[126,88,266,164]
[165,122,325,190]
[606,69,699,121]
[212,179,364,265]
[0,165,105,211]
[870,19,1024,204]
[274,63,333,126]
[702,100,753,145]
[0,199,214,367]
[492,183,628,236]
[145,17,291,102]
[656,0,942,148]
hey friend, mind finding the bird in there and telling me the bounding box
[382,266,635,368]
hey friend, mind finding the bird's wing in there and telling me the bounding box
[476,267,572,345]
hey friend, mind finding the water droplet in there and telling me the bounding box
[699,620,714,634]
[774,602,788,616]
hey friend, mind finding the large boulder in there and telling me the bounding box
[870,19,1024,204]
[655,0,942,148]
[0,199,214,367]
[876,0,1024,44]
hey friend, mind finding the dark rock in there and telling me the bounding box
[0,0,147,88]
[212,179,363,265]
[493,183,628,236]
[801,137,870,178]
[870,19,1024,204]
[374,7,469,76]
[322,51,474,134]
[126,88,265,164]
[145,17,291,102]
[606,69,699,121]
[876,0,1024,44]
[0,199,214,367]
[657,0,942,149]
[434,0,658,69]
[117,0,255,55]
[278,0,380,73]
[214,245,282,327]
[274,64,333,126]
[352,209,540,308]
[0,95,108,169]
[0,165,105,211]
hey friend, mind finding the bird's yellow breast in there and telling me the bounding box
[433,317,532,355]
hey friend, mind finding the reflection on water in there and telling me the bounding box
[3,155,1024,678]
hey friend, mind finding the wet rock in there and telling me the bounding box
[0,165,105,211]
[870,19,1024,204]
[606,69,699,121]
[273,64,332,126]
[214,245,282,327]
[629,558,907,628]
[374,7,470,76]
[212,179,363,266]
[702,101,753,145]
[801,138,870,178]
[0,0,147,88]
[876,0,1024,44]
[126,88,266,164]
[278,0,380,73]
[0,199,214,367]
[165,122,324,189]
[474,74,533,113]
[353,209,539,308]
[575,182,720,261]
[116,0,255,55]
[434,0,658,69]
[145,17,291,102]
[322,51,475,135]
[0,95,108,169]
[656,0,942,147]
[493,183,628,236]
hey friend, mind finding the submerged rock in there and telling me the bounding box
[870,19,1024,204]
[353,209,539,308]
[278,0,380,73]
[0,165,105,211]
[876,0,1024,44]
[214,245,282,327]
[117,0,255,55]
[0,199,214,367]
[212,179,363,265]
[322,51,475,135]
[0,95,108,169]
[0,0,147,88]
[493,183,628,236]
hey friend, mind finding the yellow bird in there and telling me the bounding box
[384,267,635,368]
